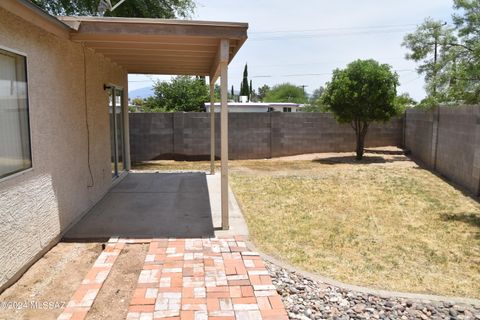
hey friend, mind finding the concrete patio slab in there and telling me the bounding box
[64,172,215,240]
[63,171,248,240]
[207,172,249,238]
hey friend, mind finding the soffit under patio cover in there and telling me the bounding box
[58,16,248,77]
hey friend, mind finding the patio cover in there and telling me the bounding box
[58,16,248,78]
[3,0,249,230]
[57,16,248,230]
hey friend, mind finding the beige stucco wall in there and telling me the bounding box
[0,8,128,291]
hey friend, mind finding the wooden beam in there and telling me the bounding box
[127,69,210,76]
[210,80,215,175]
[107,56,214,64]
[74,35,221,46]
[219,39,230,230]
[73,21,247,40]
[210,39,230,85]
[93,49,217,58]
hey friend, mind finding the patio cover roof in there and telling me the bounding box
[3,0,247,80]
[58,16,248,79]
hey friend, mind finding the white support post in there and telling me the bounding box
[210,80,215,175]
[219,39,229,230]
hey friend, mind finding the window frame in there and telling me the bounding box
[0,45,33,181]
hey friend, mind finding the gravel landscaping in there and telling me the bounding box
[266,261,480,320]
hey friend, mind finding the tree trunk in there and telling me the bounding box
[353,121,369,160]
[355,133,365,160]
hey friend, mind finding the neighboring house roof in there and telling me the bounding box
[2,0,248,78]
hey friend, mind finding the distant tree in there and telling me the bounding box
[258,85,270,102]
[240,64,250,97]
[150,76,209,112]
[230,85,235,100]
[394,93,417,112]
[214,84,221,102]
[322,59,399,160]
[31,0,195,18]
[249,80,253,100]
[402,0,480,105]
[250,88,259,102]
[264,83,307,104]
[140,96,166,113]
[402,19,455,103]
[131,97,144,106]
[303,86,329,112]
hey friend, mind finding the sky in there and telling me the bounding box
[128,0,454,101]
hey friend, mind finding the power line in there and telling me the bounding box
[249,23,420,35]
[249,28,416,41]
[251,69,415,78]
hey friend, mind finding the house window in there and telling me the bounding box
[283,107,292,112]
[0,49,31,179]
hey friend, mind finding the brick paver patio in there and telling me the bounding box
[58,237,288,320]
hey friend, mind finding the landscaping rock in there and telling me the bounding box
[265,261,480,320]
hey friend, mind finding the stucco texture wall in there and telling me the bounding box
[0,8,127,290]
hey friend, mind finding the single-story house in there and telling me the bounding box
[0,0,247,292]
[205,102,303,113]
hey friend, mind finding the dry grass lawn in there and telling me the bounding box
[133,151,480,298]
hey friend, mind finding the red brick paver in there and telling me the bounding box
[59,237,288,320]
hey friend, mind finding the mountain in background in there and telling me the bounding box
[129,87,154,99]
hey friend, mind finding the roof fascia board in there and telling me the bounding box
[1,0,72,38]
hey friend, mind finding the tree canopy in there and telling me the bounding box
[31,0,195,18]
[240,64,250,97]
[402,0,480,105]
[322,59,399,159]
[263,83,307,104]
[303,86,329,112]
[137,76,208,112]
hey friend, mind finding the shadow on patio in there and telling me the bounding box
[63,172,215,240]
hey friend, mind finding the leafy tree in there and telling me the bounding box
[403,0,480,105]
[257,85,270,102]
[150,76,208,112]
[240,64,250,97]
[402,19,455,102]
[131,97,144,106]
[264,83,307,104]
[140,96,166,112]
[303,86,329,112]
[394,93,417,112]
[322,59,399,160]
[31,0,195,18]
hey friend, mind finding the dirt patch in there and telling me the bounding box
[273,147,415,168]
[86,244,147,320]
[0,242,102,320]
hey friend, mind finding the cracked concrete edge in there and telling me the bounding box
[246,240,480,307]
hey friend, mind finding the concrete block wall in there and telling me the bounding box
[404,109,435,167]
[405,105,480,196]
[129,113,174,160]
[129,112,403,162]
[270,113,403,157]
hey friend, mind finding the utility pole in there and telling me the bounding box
[300,85,308,95]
